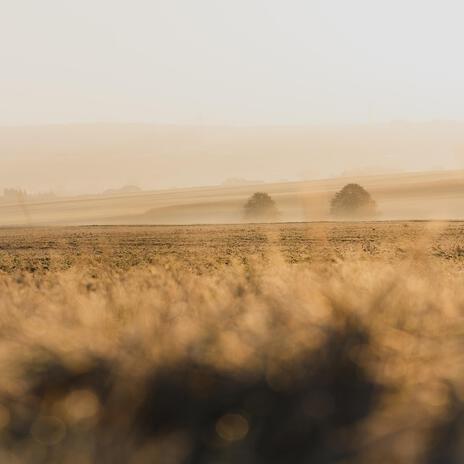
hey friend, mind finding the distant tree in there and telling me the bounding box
[330,184,377,218]
[243,192,279,222]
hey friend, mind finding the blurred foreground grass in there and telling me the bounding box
[0,223,464,462]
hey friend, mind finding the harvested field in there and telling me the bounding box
[2,221,464,273]
[1,222,464,463]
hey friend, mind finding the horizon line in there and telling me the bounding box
[0,119,463,129]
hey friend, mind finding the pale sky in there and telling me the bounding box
[1,0,463,125]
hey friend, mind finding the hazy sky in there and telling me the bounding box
[1,0,463,126]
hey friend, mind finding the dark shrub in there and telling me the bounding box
[243,192,279,222]
[330,184,377,219]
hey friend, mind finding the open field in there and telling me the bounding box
[2,169,464,226]
[1,221,464,273]
[4,0,464,461]
[1,222,464,462]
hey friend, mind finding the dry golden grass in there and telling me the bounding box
[2,221,464,273]
[0,222,464,463]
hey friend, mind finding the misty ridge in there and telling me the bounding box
[2,121,464,194]
[4,1,464,462]
[1,121,464,226]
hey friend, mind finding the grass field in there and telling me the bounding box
[2,221,464,272]
[1,222,464,463]
[2,169,464,227]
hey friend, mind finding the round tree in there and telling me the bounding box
[330,183,376,218]
[243,192,279,222]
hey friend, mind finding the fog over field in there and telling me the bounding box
[0,167,464,226]
[2,122,464,194]
[3,1,464,461]
[1,122,464,225]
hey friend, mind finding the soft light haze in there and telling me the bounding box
[1,123,464,194]
[1,0,464,125]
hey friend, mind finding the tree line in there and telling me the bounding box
[243,183,376,221]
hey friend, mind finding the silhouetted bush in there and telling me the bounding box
[1,243,464,462]
[330,183,377,218]
[3,320,379,464]
[243,192,279,222]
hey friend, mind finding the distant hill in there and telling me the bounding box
[1,122,464,194]
[103,185,143,196]
[1,168,464,226]
[221,178,264,187]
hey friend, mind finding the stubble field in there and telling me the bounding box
[1,222,464,463]
[2,221,464,272]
